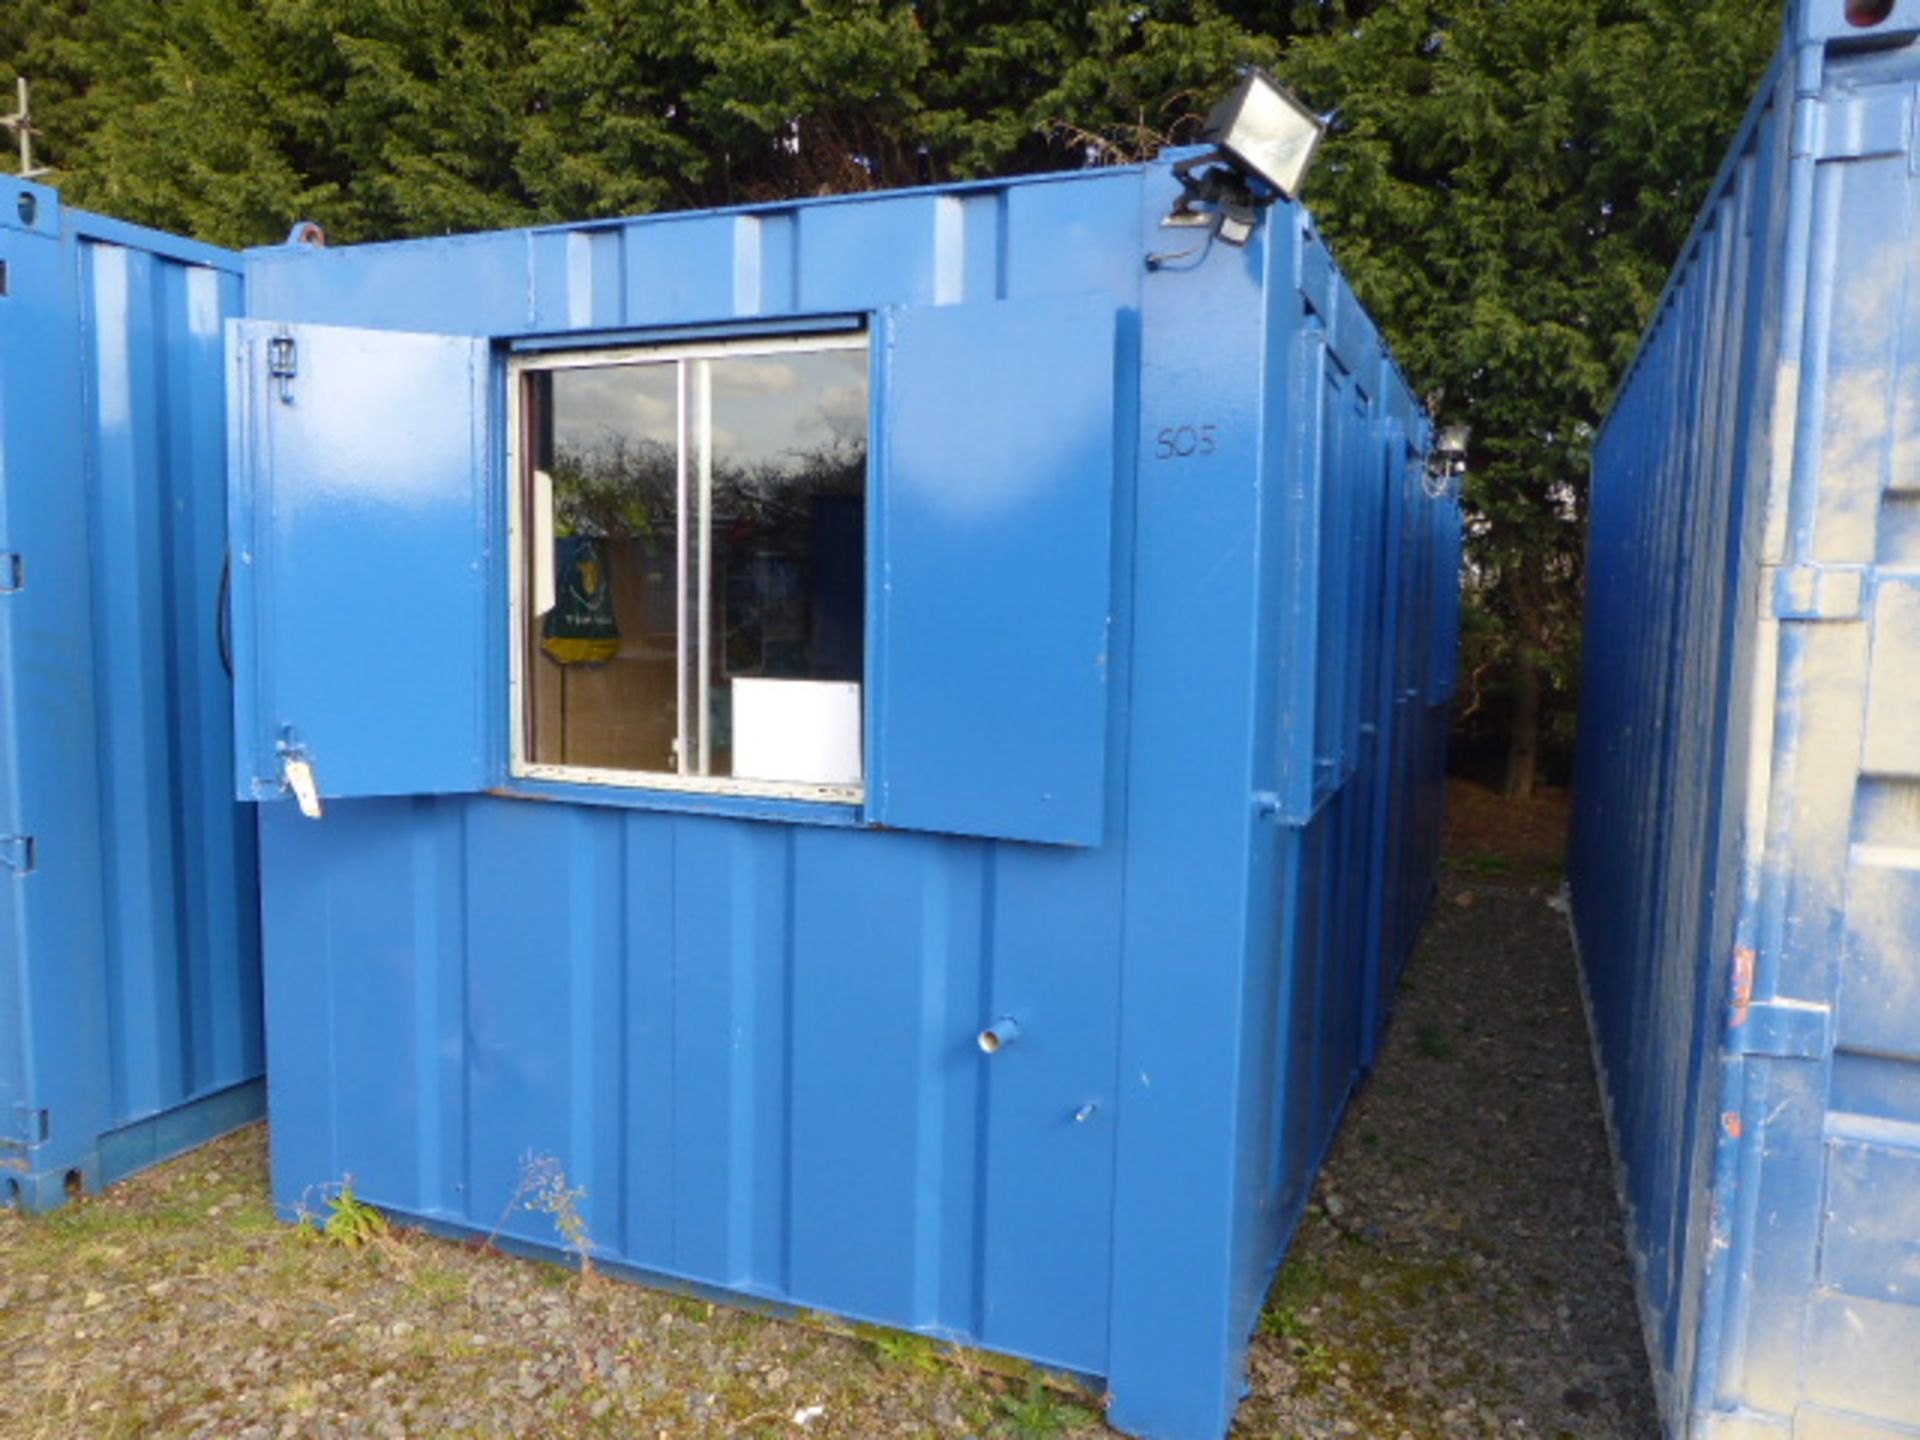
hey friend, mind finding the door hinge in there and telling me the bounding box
[0,553,20,593]
[268,333,298,403]
[0,836,34,874]
[1729,997,1832,1060]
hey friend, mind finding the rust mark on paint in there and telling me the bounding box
[1729,947,1756,1028]
[1722,1111,1743,1140]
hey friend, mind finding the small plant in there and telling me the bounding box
[1290,1336,1337,1387]
[319,1181,388,1248]
[489,1151,596,1279]
[868,1328,943,1373]
[994,1376,1087,1438]
[1259,1253,1325,1342]
[1414,1023,1457,1061]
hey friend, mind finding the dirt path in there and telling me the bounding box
[0,782,1655,1439]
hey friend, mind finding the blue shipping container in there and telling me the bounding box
[227,155,1456,1440]
[0,177,264,1211]
[1573,2,1920,1434]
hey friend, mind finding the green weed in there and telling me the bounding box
[994,1377,1089,1438]
[1260,1252,1326,1342]
[868,1327,943,1372]
[320,1182,389,1248]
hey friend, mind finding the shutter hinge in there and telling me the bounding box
[1729,997,1832,1060]
[1813,91,1913,164]
[268,333,298,403]
[1769,564,1865,622]
[0,836,34,874]
[0,553,20,592]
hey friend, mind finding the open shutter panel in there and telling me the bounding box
[228,321,492,803]
[871,295,1118,847]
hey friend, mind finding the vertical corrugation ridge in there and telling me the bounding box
[413,801,443,1212]
[778,826,798,1298]
[966,844,997,1340]
[732,215,762,317]
[565,231,594,331]
[609,805,631,1257]
[153,259,198,1100]
[909,844,951,1325]
[567,810,599,1220]
[666,815,681,1266]
[992,192,1010,301]
[933,197,964,306]
[454,803,474,1224]
[726,824,757,1282]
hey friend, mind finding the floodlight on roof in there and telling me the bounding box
[1148,70,1327,268]
[1200,69,1326,202]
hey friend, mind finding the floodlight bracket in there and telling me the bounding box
[1147,151,1268,268]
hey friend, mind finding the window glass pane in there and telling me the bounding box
[523,363,682,774]
[700,348,868,784]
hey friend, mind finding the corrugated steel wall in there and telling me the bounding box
[237,160,1452,1440]
[0,179,262,1211]
[1573,3,1920,1433]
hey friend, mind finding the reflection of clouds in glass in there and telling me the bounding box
[713,359,798,396]
[818,384,866,426]
[711,351,869,468]
[543,348,869,471]
[555,365,677,449]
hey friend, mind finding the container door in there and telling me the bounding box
[869,295,1117,847]
[227,321,493,803]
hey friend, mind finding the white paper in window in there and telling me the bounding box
[731,679,862,787]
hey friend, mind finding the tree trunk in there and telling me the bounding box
[1503,650,1540,800]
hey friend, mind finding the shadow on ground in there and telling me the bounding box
[0,779,1655,1439]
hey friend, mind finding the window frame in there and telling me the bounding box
[504,329,873,806]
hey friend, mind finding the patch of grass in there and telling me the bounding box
[1414,1023,1457,1061]
[993,1376,1093,1438]
[1291,1335,1337,1387]
[226,1199,282,1235]
[409,1263,469,1307]
[1459,852,1518,875]
[1259,1252,1325,1341]
[865,1325,944,1372]
[207,1243,251,1273]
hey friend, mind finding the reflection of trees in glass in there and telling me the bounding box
[711,431,868,687]
[549,432,865,541]
[549,435,676,541]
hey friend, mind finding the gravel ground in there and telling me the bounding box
[0,782,1656,1439]
[1235,785,1658,1440]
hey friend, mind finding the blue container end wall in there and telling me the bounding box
[1573,3,1920,1435]
[231,160,1454,1440]
[0,179,264,1211]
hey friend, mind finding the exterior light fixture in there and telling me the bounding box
[1199,69,1326,203]
[1425,425,1470,496]
[1150,69,1327,268]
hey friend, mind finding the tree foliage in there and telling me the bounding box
[1280,0,1779,788]
[2,0,1777,780]
[12,1,1373,244]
